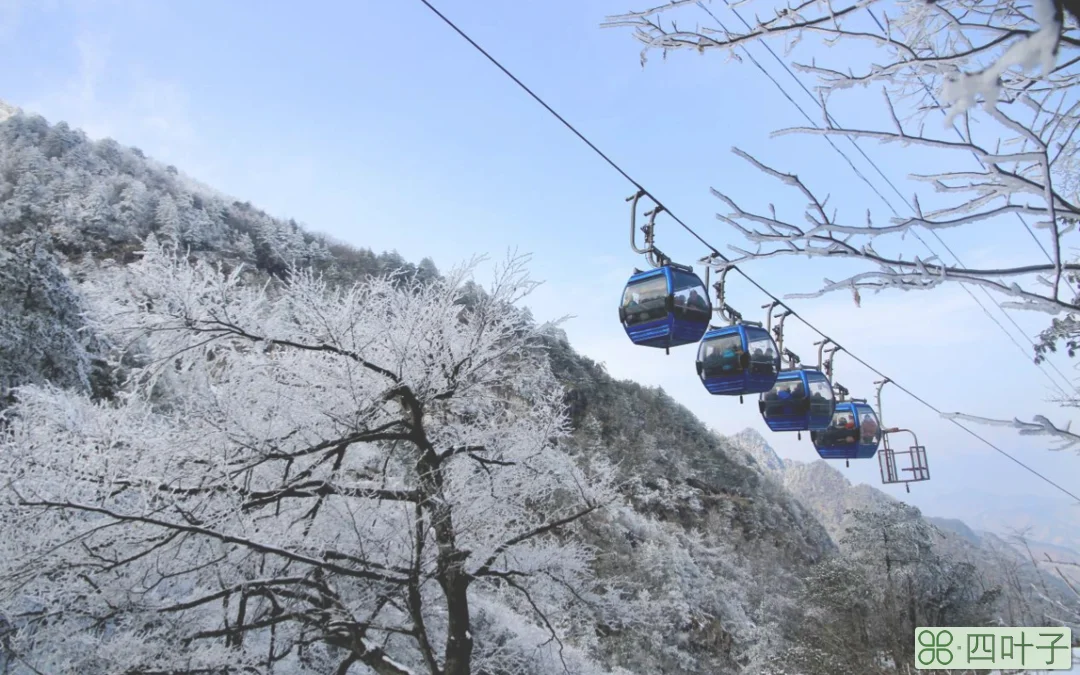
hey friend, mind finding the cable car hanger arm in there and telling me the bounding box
[874,378,892,428]
[702,256,757,327]
[782,347,801,368]
[627,190,669,268]
[770,306,792,358]
[815,339,842,379]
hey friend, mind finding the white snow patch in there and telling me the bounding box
[381,654,416,674]
[942,0,1061,124]
[0,99,20,123]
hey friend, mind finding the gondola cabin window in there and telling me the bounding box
[762,379,805,418]
[698,333,745,379]
[621,275,668,326]
[817,410,860,447]
[807,377,833,418]
[857,406,880,444]
[747,332,778,377]
[671,269,710,323]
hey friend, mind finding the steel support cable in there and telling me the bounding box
[416,0,1080,501]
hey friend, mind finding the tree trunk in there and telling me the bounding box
[400,384,475,675]
[416,444,473,675]
[438,551,473,675]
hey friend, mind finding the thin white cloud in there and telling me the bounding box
[22,28,201,174]
[0,0,56,42]
[74,31,106,107]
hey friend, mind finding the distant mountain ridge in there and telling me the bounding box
[734,424,1080,564]
[728,426,1077,551]
[926,516,982,546]
[920,488,1080,554]
[727,428,895,541]
[726,427,1080,601]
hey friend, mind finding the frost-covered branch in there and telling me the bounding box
[0,239,619,674]
[711,148,1080,313]
[607,0,1080,452]
[473,502,605,579]
[606,0,1078,110]
[940,410,1080,452]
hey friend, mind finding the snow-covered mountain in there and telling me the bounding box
[727,428,901,538]
[729,426,1071,548]
[1,102,1075,674]
[0,102,838,673]
[735,424,1080,592]
[727,427,1079,616]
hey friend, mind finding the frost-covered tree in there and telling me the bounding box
[0,238,111,407]
[153,192,184,243]
[838,504,998,670]
[114,178,153,235]
[755,499,1003,672]
[0,240,623,674]
[605,0,1080,449]
[768,556,882,675]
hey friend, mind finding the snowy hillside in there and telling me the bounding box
[0,100,17,123]
[0,104,831,673]
[728,428,1080,635]
[0,104,1076,674]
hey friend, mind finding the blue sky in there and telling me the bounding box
[2,0,1077,529]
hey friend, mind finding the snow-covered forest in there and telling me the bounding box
[0,104,1077,673]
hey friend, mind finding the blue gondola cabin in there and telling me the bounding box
[696,324,781,395]
[759,368,835,432]
[619,264,711,349]
[811,401,882,460]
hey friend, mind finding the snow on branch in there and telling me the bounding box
[941,410,1080,452]
[0,239,622,674]
[606,0,1078,110]
[606,0,1080,458]
[941,0,1064,123]
[708,147,1080,313]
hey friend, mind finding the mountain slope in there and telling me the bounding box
[0,105,842,673]
[727,426,892,541]
[726,427,1079,629]
[734,424,1080,597]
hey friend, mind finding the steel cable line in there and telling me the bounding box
[696,0,1078,399]
[415,0,1080,501]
